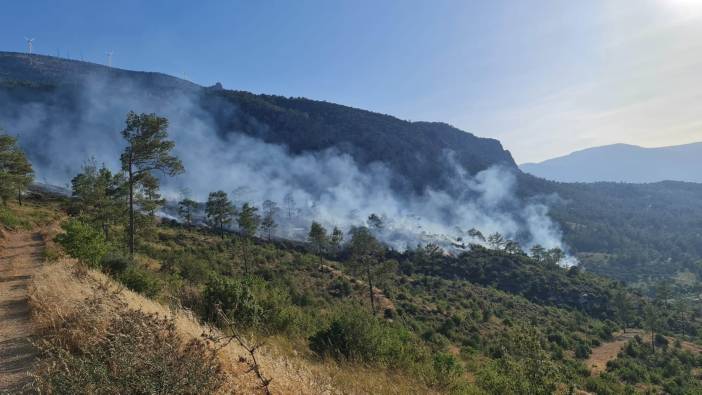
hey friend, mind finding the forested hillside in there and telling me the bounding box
[2,50,702,289]
[3,174,701,393]
[521,175,702,289]
[2,80,701,392]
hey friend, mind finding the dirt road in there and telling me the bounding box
[0,230,43,393]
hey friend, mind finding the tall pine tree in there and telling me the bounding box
[120,112,184,256]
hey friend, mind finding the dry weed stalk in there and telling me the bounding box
[206,305,273,395]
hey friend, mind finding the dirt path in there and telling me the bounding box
[0,230,44,393]
[586,329,645,375]
[587,328,702,376]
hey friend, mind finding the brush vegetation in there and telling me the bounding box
[2,109,699,394]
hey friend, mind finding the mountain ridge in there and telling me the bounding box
[520,141,702,183]
[0,51,517,193]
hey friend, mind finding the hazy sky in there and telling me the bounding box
[2,0,701,163]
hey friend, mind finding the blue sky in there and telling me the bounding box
[2,0,701,163]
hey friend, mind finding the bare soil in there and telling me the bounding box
[587,328,702,376]
[586,329,644,375]
[0,230,43,393]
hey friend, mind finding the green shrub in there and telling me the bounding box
[654,334,668,349]
[101,253,130,274]
[203,276,262,327]
[0,207,26,229]
[309,306,424,369]
[575,342,592,359]
[430,352,464,390]
[329,277,353,297]
[119,267,161,298]
[476,327,562,395]
[55,219,109,268]
[176,255,212,284]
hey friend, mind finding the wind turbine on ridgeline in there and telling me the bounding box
[24,37,35,54]
[106,51,114,67]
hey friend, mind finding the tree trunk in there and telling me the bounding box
[241,239,249,276]
[680,311,685,337]
[17,188,22,206]
[651,329,655,352]
[128,165,135,257]
[366,260,376,314]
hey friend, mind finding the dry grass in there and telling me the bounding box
[28,258,434,394]
[0,201,63,232]
[28,259,334,394]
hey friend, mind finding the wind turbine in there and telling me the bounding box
[106,51,114,67]
[24,37,35,54]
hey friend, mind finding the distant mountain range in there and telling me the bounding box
[520,142,702,183]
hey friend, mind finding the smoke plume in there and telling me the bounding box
[0,71,572,260]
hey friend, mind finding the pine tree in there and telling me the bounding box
[178,198,198,227]
[349,226,384,314]
[613,289,633,333]
[468,228,486,242]
[487,232,506,250]
[329,226,344,255]
[420,243,443,288]
[529,244,546,263]
[367,213,383,230]
[260,200,278,241]
[120,112,184,256]
[0,133,34,206]
[237,202,260,274]
[644,304,659,352]
[205,191,235,238]
[70,159,124,241]
[308,221,327,270]
[283,192,295,219]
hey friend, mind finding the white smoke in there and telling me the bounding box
[0,71,573,261]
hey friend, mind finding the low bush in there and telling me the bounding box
[329,277,353,297]
[118,266,161,298]
[101,253,130,274]
[309,306,424,369]
[55,219,109,268]
[575,342,592,359]
[203,275,262,327]
[430,352,464,390]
